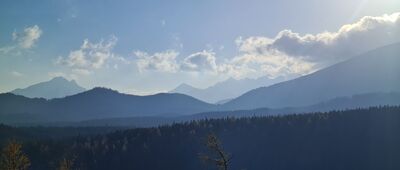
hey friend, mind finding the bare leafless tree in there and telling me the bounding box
[199,133,231,170]
[0,140,31,170]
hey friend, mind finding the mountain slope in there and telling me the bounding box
[170,76,285,103]
[223,42,400,110]
[0,87,217,123]
[11,77,86,99]
[8,92,400,127]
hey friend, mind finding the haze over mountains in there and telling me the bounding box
[2,90,399,126]
[1,42,400,126]
[170,76,285,104]
[11,77,86,99]
[223,43,400,110]
[63,92,400,127]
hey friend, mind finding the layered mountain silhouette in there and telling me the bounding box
[11,77,85,99]
[1,43,400,125]
[11,92,400,127]
[222,43,400,110]
[170,76,285,103]
[0,87,216,123]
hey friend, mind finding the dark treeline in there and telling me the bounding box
[1,106,400,170]
[0,125,125,146]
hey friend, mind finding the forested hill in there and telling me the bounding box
[1,106,399,170]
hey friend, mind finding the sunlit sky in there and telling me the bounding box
[1,0,399,94]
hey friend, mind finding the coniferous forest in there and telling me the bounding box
[1,106,400,170]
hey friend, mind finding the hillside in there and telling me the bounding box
[223,43,400,110]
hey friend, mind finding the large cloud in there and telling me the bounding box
[134,13,400,79]
[134,47,314,79]
[219,48,315,79]
[56,36,118,74]
[238,12,400,65]
[135,50,180,73]
[181,50,217,72]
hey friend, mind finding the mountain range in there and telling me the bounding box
[8,92,400,127]
[0,87,216,123]
[170,76,285,104]
[222,43,400,110]
[11,77,86,99]
[1,42,400,125]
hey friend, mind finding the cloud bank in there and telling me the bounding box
[134,12,400,79]
[239,12,400,65]
[135,50,180,73]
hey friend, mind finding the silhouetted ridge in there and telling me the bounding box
[78,87,121,96]
[1,87,217,122]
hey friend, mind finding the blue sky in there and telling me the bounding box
[1,0,399,94]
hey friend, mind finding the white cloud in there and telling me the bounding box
[225,12,400,79]
[134,13,400,80]
[238,12,400,65]
[235,36,273,54]
[54,35,131,79]
[225,36,316,79]
[220,49,315,79]
[47,71,79,81]
[133,48,313,79]
[10,71,23,77]
[57,36,118,72]
[135,50,179,73]
[0,46,16,54]
[72,68,91,76]
[181,50,217,72]
[12,31,18,41]
[0,25,42,55]
[48,72,68,79]
[134,50,219,74]
[161,20,166,27]
[15,25,43,49]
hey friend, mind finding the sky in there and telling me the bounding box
[0,0,399,94]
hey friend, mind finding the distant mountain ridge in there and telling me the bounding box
[222,42,400,110]
[2,43,400,125]
[11,77,86,99]
[0,87,216,123]
[170,76,285,103]
[9,92,400,127]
